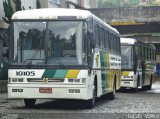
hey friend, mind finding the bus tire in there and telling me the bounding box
[148,75,153,90]
[133,77,139,92]
[86,80,97,109]
[107,79,116,100]
[24,99,36,108]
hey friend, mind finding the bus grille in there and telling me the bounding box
[27,78,65,82]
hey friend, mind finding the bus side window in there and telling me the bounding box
[114,36,118,52]
[104,30,106,48]
[106,31,110,50]
[116,36,120,53]
[101,28,105,48]
[100,27,103,47]
[94,24,100,46]
[110,34,114,51]
[138,46,141,58]
[147,48,149,59]
[141,46,145,59]
[108,32,111,50]
[118,37,121,53]
[145,47,147,59]
[113,36,116,52]
[149,49,151,60]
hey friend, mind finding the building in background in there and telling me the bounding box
[0,0,100,31]
[39,0,61,8]
[0,0,100,80]
[63,0,100,8]
[16,0,36,9]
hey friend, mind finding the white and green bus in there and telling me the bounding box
[121,38,156,91]
[8,8,121,108]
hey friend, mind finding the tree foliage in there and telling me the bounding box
[2,0,14,23]
[3,0,25,24]
[14,0,22,11]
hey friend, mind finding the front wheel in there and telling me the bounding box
[24,99,36,108]
[85,85,96,109]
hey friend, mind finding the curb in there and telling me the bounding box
[0,80,7,93]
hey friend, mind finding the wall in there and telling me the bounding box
[90,0,99,8]
[90,6,160,23]
[83,0,90,8]
[39,0,48,8]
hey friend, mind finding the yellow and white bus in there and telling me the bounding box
[8,8,121,108]
[121,38,156,91]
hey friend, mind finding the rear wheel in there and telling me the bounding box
[133,77,139,92]
[148,75,153,90]
[142,75,153,90]
[107,79,116,100]
[24,99,36,108]
[120,87,126,91]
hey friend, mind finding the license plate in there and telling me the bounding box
[39,88,52,93]
[124,82,130,84]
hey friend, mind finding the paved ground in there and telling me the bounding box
[0,80,160,119]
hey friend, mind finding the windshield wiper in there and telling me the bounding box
[54,56,66,69]
[25,52,67,69]
[25,50,41,68]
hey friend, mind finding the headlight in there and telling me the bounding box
[11,78,24,82]
[12,78,17,82]
[75,79,80,83]
[18,78,23,82]
[68,79,74,82]
[68,78,81,83]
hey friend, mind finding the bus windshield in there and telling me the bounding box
[12,21,87,66]
[121,45,133,69]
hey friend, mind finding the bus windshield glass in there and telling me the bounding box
[12,21,87,66]
[121,45,133,69]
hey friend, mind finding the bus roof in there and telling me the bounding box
[12,8,91,20]
[121,38,156,50]
[120,38,137,45]
[12,8,119,35]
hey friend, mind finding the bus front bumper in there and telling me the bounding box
[120,79,137,88]
[8,84,89,100]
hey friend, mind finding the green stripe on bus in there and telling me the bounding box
[54,70,68,78]
[100,51,108,94]
[42,69,56,78]
[42,69,68,78]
